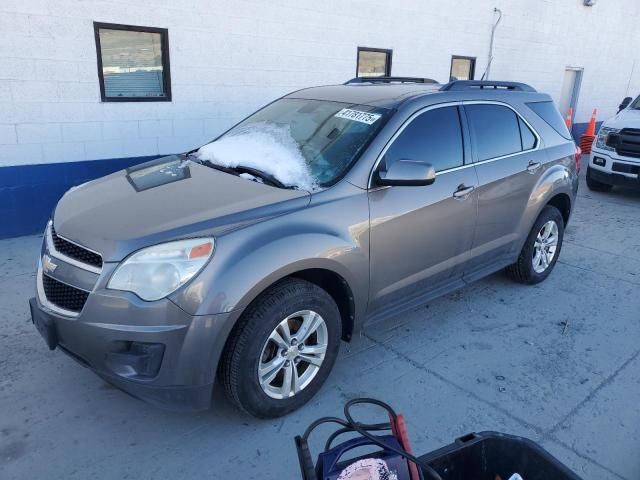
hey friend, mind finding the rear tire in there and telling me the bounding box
[586,167,613,192]
[220,278,341,418]
[506,205,564,285]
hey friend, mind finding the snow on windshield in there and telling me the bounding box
[196,123,319,191]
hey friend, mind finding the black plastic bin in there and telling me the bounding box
[419,431,581,480]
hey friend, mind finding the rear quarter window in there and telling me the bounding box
[526,101,573,140]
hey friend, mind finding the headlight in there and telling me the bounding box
[108,238,215,301]
[595,127,620,151]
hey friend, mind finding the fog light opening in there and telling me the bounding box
[105,341,165,379]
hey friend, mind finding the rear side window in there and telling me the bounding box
[526,101,572,140]
[519,117,537,150]
[465,104,522,161]
[383,106,464,172]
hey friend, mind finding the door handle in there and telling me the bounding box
[526,161,542,174]
[453,184,475,200]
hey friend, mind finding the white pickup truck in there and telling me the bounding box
[588,95,640,191]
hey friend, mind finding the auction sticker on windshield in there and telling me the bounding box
[334,108,381,125]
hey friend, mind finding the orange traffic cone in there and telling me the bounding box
[565,107,573,129]
[580,108,598,154]
[585,108,597,136]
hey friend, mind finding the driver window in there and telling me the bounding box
[383,106,464,173]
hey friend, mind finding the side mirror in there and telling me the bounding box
[618,96,633,113]
[376,159,436,187]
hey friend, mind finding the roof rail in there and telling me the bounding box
[440,80,536,92]
[345,76,439,85]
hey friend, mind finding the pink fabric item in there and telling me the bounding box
[337,458,395,480]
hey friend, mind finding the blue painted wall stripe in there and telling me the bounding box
[0,155,163,239]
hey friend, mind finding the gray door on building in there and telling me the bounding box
[558,67,583,124]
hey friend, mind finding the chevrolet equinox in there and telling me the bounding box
[30,78,579,418]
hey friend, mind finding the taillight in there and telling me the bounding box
[575,145,582,172]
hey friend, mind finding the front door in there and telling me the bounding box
[368,105,478,317]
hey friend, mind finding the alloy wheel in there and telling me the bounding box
[258,310,328,399]
[532,220,559,274]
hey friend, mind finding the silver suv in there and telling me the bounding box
[30,78,579,418]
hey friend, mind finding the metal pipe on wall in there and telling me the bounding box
[483,7,502,80]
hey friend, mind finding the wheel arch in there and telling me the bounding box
[530,162,575,225]
[545,192,572,225]
[232,265,358,343]
[513,164,575,257]
[289,268,356,342]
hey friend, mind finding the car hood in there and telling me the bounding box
[603,108,640,129]
[53,156,311,261]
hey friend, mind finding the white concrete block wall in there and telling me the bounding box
[1,0,640,168]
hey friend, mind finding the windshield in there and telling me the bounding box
[196,98,389,190]
[632,96,640,110]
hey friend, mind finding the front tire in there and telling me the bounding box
[586,167,613,192]
[220,278,341,418]
[506,205,564,284]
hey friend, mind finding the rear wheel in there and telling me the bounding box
[586,167,613,192]
[220,278,341,418]
[506,205,564,284]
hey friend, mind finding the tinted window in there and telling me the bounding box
[519,117,537,150]
[384,107,463,172]
[466,104,522,161]
[526,101,572,140]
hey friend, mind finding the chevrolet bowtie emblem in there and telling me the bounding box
[42,254,58,274]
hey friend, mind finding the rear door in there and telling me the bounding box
[462,102,546,280]
[367,105,478,317]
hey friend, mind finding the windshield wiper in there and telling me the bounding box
[233,165,288,189]
[193,157,236,175]
[188,155,288,189]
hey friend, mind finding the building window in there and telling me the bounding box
[357,47,392,77]
[449,56,476,81]
[94,22,171,102]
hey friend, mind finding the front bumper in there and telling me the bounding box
[588,167,640,189]
[31,231,239,411]
[30,289,237,411]
[589,149,640,189]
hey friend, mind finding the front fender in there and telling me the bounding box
[175,231,367,317]
[170,181,371,323]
